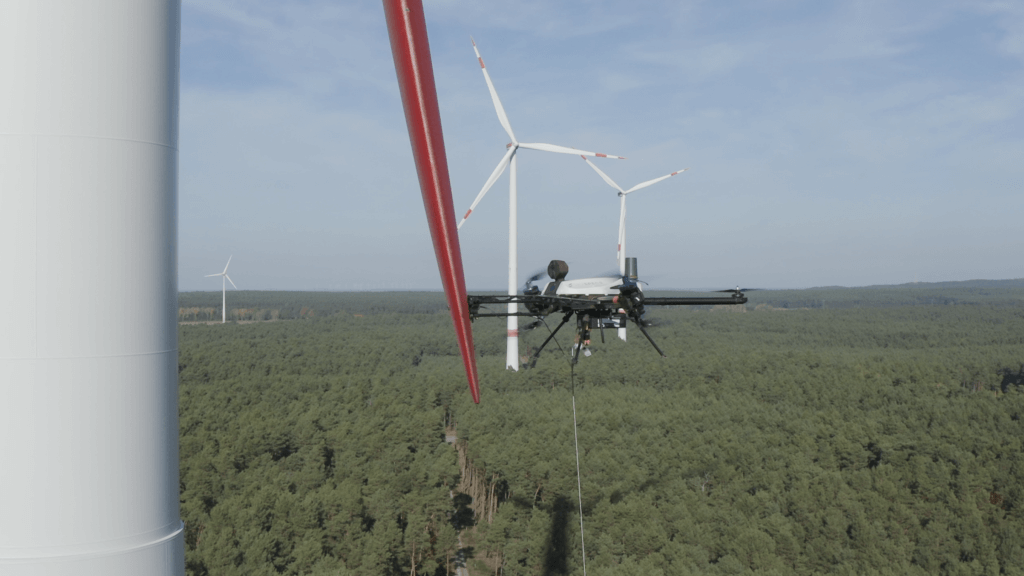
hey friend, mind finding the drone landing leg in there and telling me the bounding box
[528,312,572,367]
[571,314,584,366]
[632,317,667,357]
[599,321,605,344]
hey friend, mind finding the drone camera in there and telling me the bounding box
[625,257,638,281]
[547,260,569,281]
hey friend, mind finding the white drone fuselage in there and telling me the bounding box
[537,275,635,330]
[543,276,626,296]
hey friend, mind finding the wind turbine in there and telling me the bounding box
[205,256,237,323]
[460,37,624,371]
[581,157,689,341]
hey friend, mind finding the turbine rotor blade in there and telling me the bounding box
[581,156,626,193]
[225,275,238,290]
[222,255,232,274]
[471,37,517,143]
[623,168,689,195]
[458,146,515,229]
[386,6,480,402]
[205,273,221,277]
[520,142,624,158]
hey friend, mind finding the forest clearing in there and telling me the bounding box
[178,284,1024,575]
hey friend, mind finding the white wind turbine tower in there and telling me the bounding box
[206,256,238,323]
[2,2,183,573]
[581,156,689,341]
[460,38,624,370]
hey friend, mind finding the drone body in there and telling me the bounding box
[469,258,748,365]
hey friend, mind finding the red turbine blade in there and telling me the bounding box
[382,0,481,403]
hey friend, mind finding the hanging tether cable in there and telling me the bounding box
[569,322,587,576]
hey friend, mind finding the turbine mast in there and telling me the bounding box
[0,2,184,574]
[507,152,519,369]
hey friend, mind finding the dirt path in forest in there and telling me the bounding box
[449,488,470,576]
[446,428,470,576]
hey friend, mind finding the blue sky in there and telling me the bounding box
[179,0,1024,291]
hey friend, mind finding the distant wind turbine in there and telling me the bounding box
[580,157,689,341]
[205,256,237,323]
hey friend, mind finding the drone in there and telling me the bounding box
[468,257,748,367]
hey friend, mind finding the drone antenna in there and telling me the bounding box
[624,257,638,281]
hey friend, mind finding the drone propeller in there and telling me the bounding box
[522,270,546,293]
[714,287,757,294]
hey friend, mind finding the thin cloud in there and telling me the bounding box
[178,0,1024,290]
[978,0,1024,60]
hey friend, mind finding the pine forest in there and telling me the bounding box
[177,283,1024,575]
